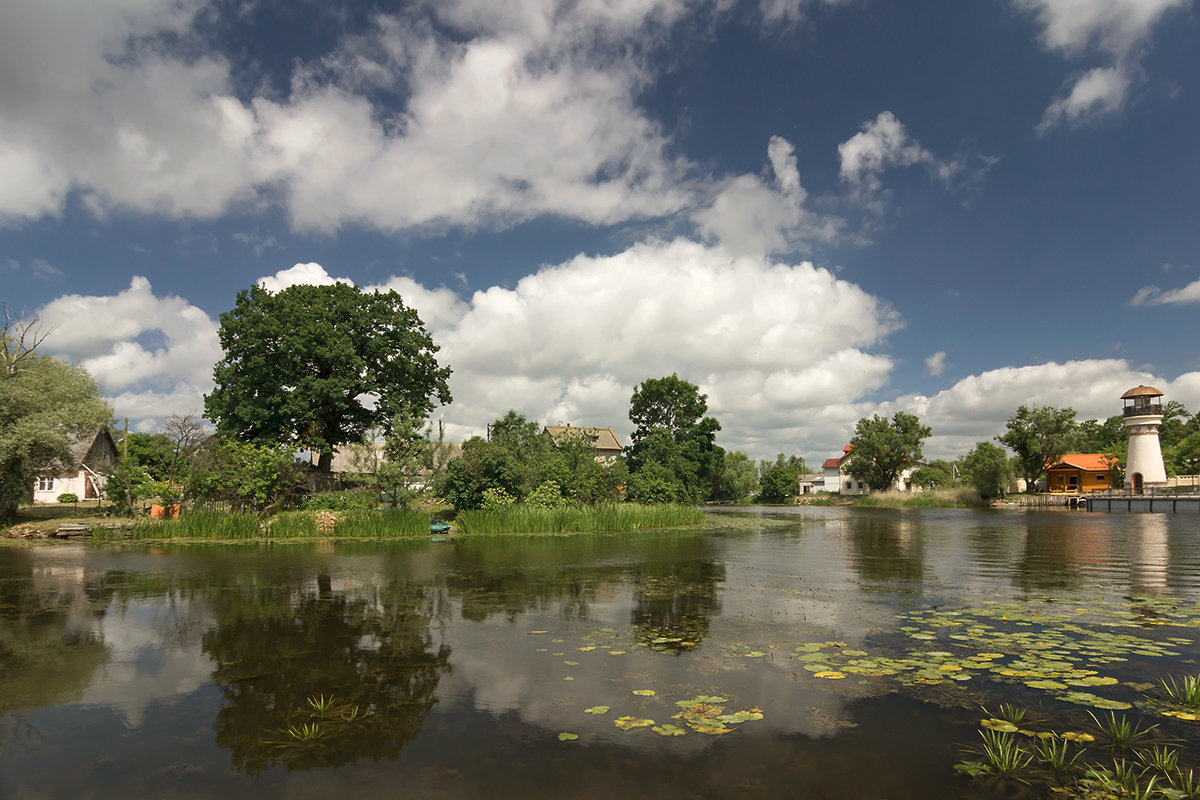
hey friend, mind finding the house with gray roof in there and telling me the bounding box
[31,428,118,503]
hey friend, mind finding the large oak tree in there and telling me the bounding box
[204,283,452,472]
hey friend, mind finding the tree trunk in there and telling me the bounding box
[317,450,333,472]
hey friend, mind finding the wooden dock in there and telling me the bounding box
[1084,494,1200,513]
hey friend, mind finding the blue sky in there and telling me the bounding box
[2,0,1199,464]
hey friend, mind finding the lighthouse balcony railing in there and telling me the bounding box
[1123,403,1163,417]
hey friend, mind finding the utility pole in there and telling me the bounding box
[123,417,129,459]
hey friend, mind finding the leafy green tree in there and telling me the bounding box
[115,431,176,481]
[435,411,626,510]
[189,437,303,511]
[911,460,956,490]
[961,441,1012,500]
[1,313,111,519]
[995,405,1078,491]
[1168,430,1200,476]
[1072,415,1125,453]
[1157,401,1194,449]
[846,412,931,492]
[102,457,156,515]
[625,374,723,502]
[204,283,452,472]
[756,453,806,503]
[543,428,627,505]
[713,451,759,503]
[624,460,686,504]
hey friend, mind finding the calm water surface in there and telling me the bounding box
[2,507,1200,799]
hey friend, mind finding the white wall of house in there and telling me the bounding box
[32,470,105,503]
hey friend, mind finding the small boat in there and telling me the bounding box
[429,520,452,535]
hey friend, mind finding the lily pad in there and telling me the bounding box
[614,717,655,730]
[652,724,687,736]
[584,706,609,715]
[632,689,656,696]
[558,732,578,741]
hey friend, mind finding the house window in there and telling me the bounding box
[36,476,54,492]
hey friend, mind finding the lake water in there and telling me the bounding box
[3,506,1200,799]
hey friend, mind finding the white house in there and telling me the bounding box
[31,428,118,503]
[818,444,921,495]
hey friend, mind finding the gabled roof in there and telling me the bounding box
[543,425,623,451]
[1046,453,1113,472]
[822,445,853,470]
[71,428,116,466]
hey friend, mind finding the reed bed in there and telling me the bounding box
[853,488,982,508]
[96,507,436,541]
[455,503,704,535]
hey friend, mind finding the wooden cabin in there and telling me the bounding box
[1045,453,1114,493]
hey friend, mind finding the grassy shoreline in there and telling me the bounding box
[4,490,994,543]
[5,502,708,542]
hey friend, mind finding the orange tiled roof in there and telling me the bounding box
[1046,453,1112,471]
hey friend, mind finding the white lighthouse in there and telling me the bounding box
[1122,385,1167,493]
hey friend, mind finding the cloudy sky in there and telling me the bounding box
[3,0,1199,464]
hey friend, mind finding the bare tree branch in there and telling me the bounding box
[2,302,54,377]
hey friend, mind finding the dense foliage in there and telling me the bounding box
[846,412,931,492]
[624,374,723,503]
[1,317,111,520]
[996,405,1079,489]
[435,411,627,510]
[204,283,451,471]
[756,453,807,503]
[962,441,1013,500]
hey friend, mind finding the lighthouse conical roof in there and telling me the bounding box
[1121,385,1163,399]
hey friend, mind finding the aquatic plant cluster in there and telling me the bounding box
[511,588,1200,791]
[956,707,1200,799]
[771,594,1200,728]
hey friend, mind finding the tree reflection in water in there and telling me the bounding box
[630,537,723,653]
[0,549,110,713]
[202,573,449,774]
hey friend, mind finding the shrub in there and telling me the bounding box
[526,480,565,509]
[481,487,516,510]
[304,490,379,511]
[56,493,78,505]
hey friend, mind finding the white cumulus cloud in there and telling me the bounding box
[37,276,221,427]
[0,0,699,234]
[693,136,842,255]
[883,359,1200,461]
[838,111,965,204]
[1015,0,1190,131]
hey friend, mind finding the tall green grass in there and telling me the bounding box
[455,503,704,535]
[96,507,438,541]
